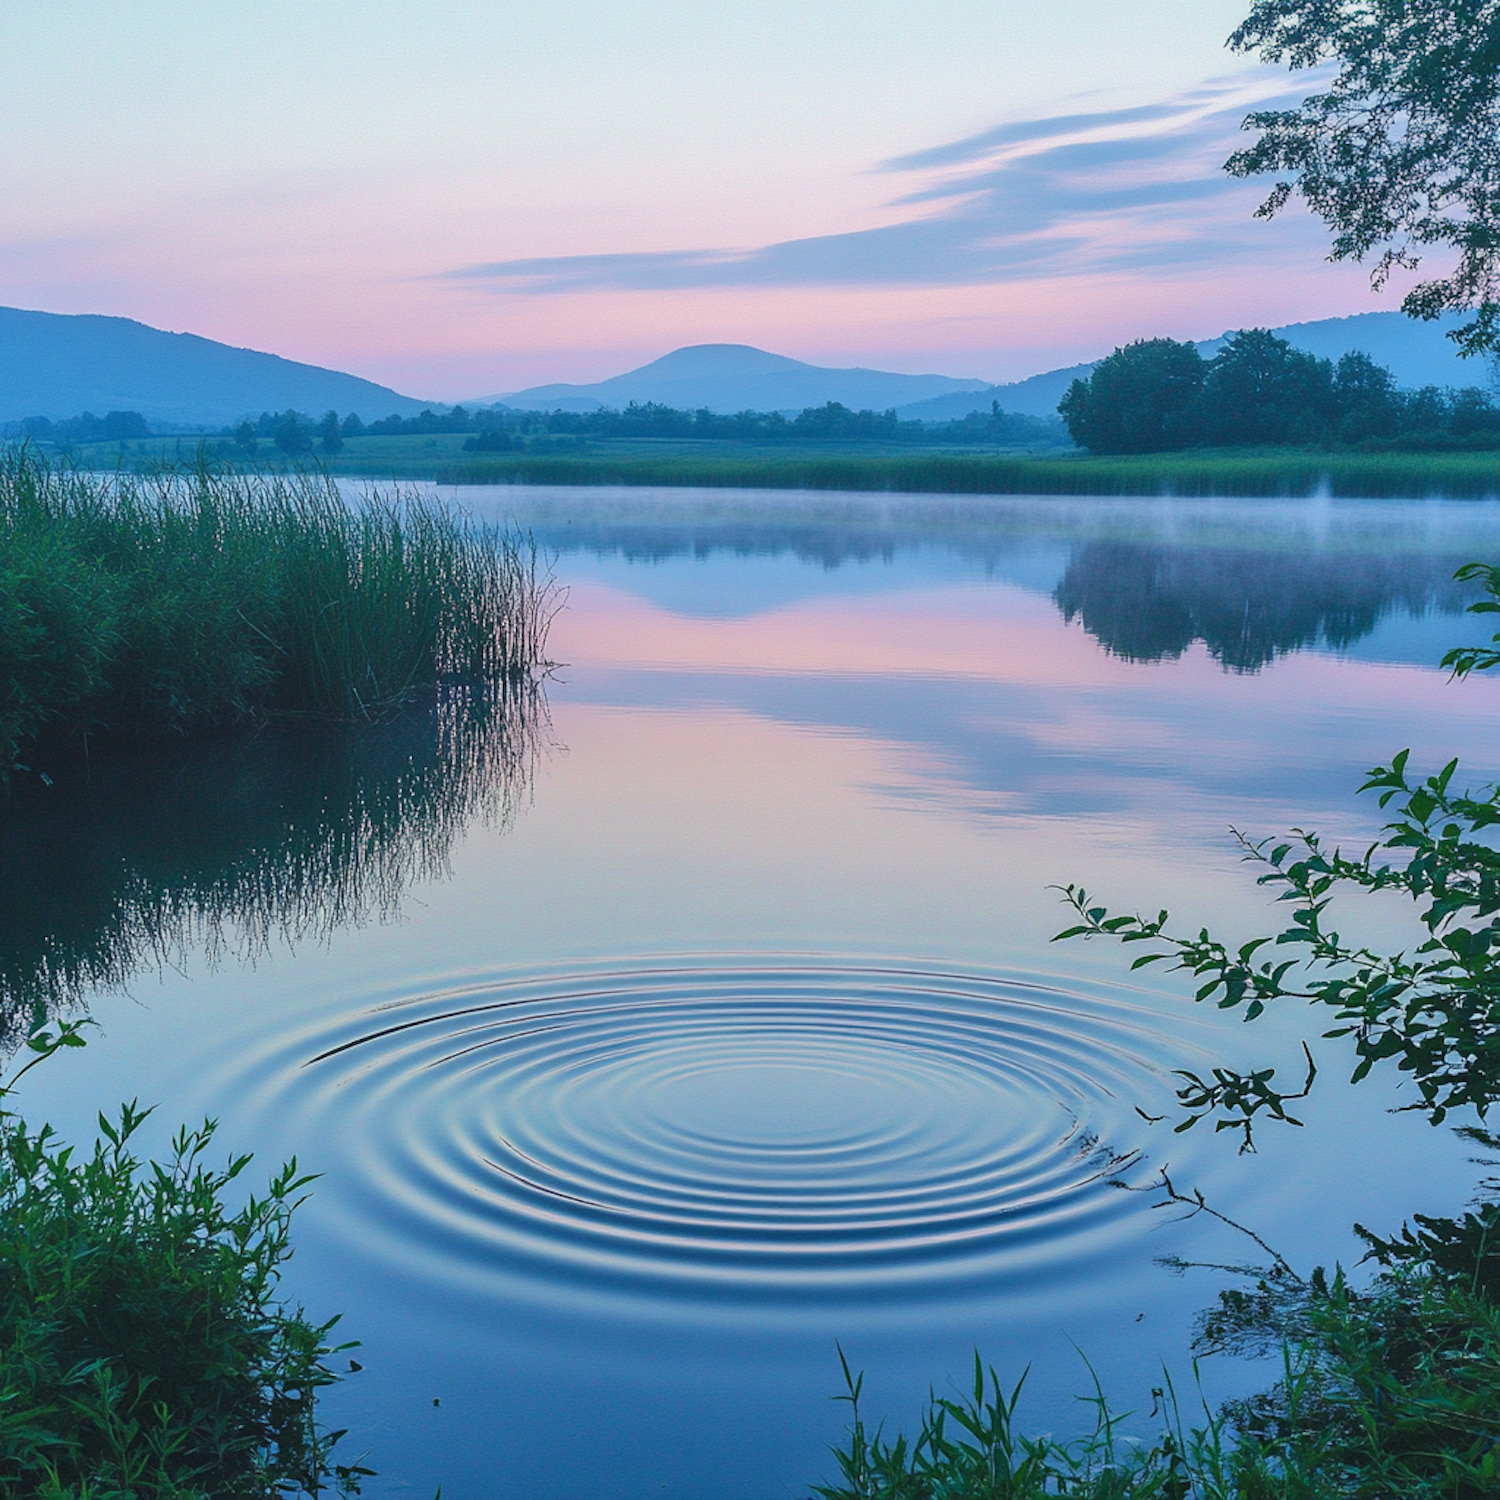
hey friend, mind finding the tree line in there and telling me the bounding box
[467,399,1063,448]
[2,410,152,446]
[1058,329,1500,454]
[216,399,1066,455]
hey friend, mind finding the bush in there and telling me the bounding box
[0,1025,363,1498]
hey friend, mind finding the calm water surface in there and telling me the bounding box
[8,487,1500,1499]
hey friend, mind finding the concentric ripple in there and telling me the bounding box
[228,960,1213,1311]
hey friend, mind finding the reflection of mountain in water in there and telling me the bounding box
[1054,544,1472,671]
[0,685,546,1028]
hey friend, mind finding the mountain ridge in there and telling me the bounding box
[473,343,989,415]
[901,312,1485,421]
[0,306,431,428]
[2,305,1488,430]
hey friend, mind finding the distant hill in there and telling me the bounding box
[475,343,989,415]
[896,365,1093,423]
[7,304,1488,434]
[0,306,431,428]
[1200,311,1481,389]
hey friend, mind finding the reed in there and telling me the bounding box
[436,447,1500,498]
[0,450,557,772]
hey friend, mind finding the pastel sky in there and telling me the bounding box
[0,2,1411,400]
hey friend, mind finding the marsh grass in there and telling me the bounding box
[818,1253,1500,1499]
[0,449,557,771]
[436,447,1500,499]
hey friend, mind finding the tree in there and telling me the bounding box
[1332,350,1400,440]
[1227,1,1500,357]
[274,412,312,456]
[234,420,259,455]
[318,410,343,454]
[1057,338,1206,453]
[1199,328,1333,444]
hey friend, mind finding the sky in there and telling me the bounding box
[0,2,1413,400]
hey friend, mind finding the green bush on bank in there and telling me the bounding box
[0,1025,362,1498]
[0,449,554,776]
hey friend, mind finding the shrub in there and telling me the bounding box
[0,1025,363,1497]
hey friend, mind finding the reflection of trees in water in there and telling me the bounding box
[1054,544,1472,671]
[0,684,547,1029]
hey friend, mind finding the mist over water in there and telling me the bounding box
[7,487,1500,1500]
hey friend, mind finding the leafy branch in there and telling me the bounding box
[1055,564,1500,1150]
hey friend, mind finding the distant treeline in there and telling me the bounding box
[3,410,152,446]
[1060,329,1500,454]
[215,399,1066,456]
[467,399,1064,447]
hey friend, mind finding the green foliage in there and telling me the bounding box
[817,1256,1500,1498]
[815,1346,1248,1500]
[1055,329,1496,455]
[1442,561,1500,677]
[1194,1258,1500,1498]
[1059,338,1207,454]
[0,449,556,774]
[1051,562,1500,1148]
[1227,0,1500,358]
[1199,332,1333,447]
[0,1023,362,1498]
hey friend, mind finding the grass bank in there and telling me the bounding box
[0,451,556,775]
[436,446,1500,497]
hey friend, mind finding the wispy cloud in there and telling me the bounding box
[446,74,1322,297]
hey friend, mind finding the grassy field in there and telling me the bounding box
[47,433,1500,496]
[435,445,1500,498]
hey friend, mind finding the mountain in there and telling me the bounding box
[0,306,432,428]
[895,365,1093,423]
[1202,311,1480,389]
[475,343,989,414]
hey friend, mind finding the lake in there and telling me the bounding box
[6,486,1500,1499]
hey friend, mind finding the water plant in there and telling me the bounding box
[817,1247,1500,1497]
[0,448,557,776]
[0,1021,363,1498]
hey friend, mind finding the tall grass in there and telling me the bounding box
[814,1252,1500,1498]
[436,447,1500,498]
[0,450,557,771]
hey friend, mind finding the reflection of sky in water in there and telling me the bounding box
[13,488,1500,1500]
